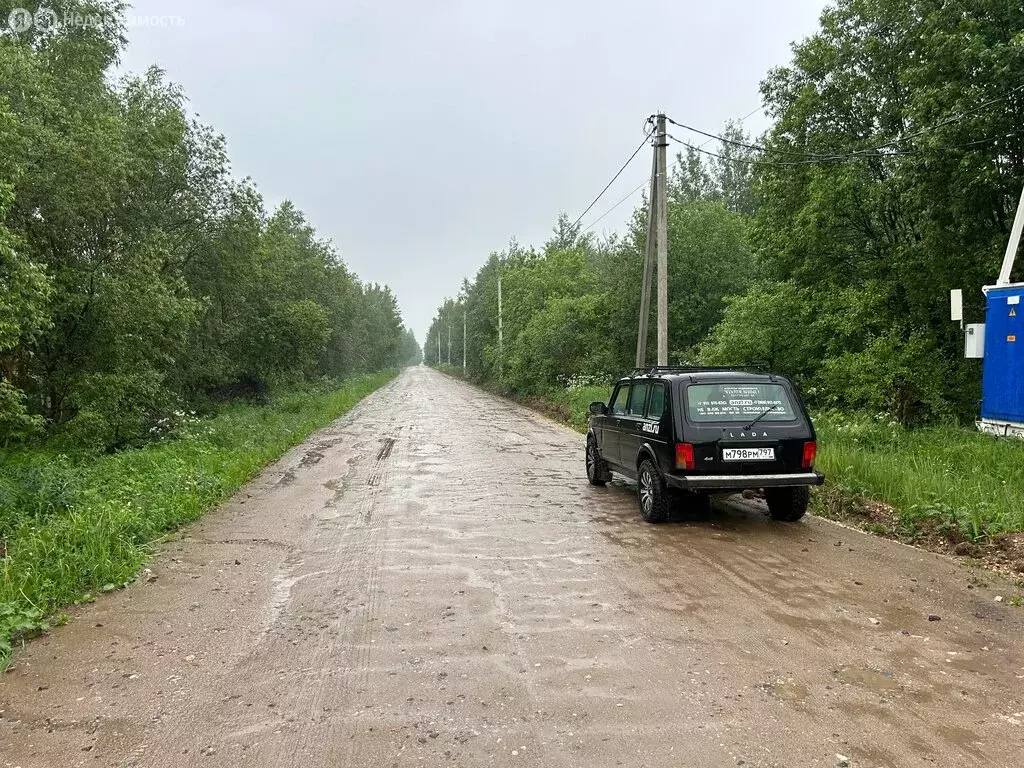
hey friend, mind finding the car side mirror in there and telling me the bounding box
[589,402,608,416]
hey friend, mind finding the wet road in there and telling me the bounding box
[2,366,1023,768]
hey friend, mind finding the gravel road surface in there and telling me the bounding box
[2,366,1023,767]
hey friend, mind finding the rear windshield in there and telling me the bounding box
[685,383,797,423]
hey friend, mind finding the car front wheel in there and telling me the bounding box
[586,436,610,487]
[765,486,809,522]
[637,459,670,524]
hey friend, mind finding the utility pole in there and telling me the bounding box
[463,309,467,375]
[498,273,504,380]
[636,137,658,368]
[997,183,1024,285]
[437,324,441,366]
[447,311,452,366]
[655,113,669,366]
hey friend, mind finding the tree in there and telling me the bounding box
[0,185,50,443]
[749,0,1024,421]
[399,329,422,366]
[0,6,413,449]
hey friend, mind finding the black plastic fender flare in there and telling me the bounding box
[635,442,662,473]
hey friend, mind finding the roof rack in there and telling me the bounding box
[626,365,768,377]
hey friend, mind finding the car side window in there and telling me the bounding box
[647,383,666,420]
[627,383,649,416]
[609,385,630,416]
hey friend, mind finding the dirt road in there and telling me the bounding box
[2,367,1023,767]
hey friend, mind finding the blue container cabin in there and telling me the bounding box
[979,284,1024,437]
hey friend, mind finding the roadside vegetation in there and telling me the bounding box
[0,372,394,668]
[0,6,423,666]
[811,414,1024,541]
[426,0,1024,542]
[0,6,421,453]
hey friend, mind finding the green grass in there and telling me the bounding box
[814,413,1024,539]
[0,372,395,667]
[546,385,610,432]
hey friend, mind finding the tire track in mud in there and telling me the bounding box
[257,417,403,766]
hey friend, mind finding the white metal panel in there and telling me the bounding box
[965,323,986,358]
[950,289,963,322]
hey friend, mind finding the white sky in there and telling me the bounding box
[118,0,829,342]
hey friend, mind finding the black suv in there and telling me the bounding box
[586,367,824,523]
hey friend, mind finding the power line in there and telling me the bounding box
[667,127,1024,169]
[571,127,654,230]
[582,178,650,233]
[665,82,1024,167]
[845,82,1024,156]
[666,115,836,159]
[573,78,1024,235]
[667,135,822,167]
[674,121,1020,163]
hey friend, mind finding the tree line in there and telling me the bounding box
[427,0,1023,425]
[0,2,420,451]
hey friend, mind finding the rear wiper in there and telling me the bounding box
[744,405,779,431]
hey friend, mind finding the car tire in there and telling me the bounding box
[637,459,670,524]
[586,436,610,487]
[765,486,809,522]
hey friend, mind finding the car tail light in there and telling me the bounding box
[676,443,695,470]
[802,441,817,469]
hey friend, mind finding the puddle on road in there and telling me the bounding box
[835,666,898,692]
[772,679,809,701]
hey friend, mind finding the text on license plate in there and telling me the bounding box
[722,447,775,462]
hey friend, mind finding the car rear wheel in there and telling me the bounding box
[637,459,670,524]
[586,436,610,487]
[765,486,809,522]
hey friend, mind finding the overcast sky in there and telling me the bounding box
[118,0,827,343]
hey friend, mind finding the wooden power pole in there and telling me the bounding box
[498,274,504,379]
[655,113,669,366]
[463,310,467,375]
[447,312,452,366]
[636,136,658,368]
[637,114,670,367]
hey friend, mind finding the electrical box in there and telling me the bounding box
[965,323,985,358]
[981,285,1024,425]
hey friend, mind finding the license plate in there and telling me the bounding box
[722,447,775,462]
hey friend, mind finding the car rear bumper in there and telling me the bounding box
[664,471,825,491]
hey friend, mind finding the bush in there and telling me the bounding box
[55,370,174,452]
[0,382,44,447]
[814,332,953,425]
